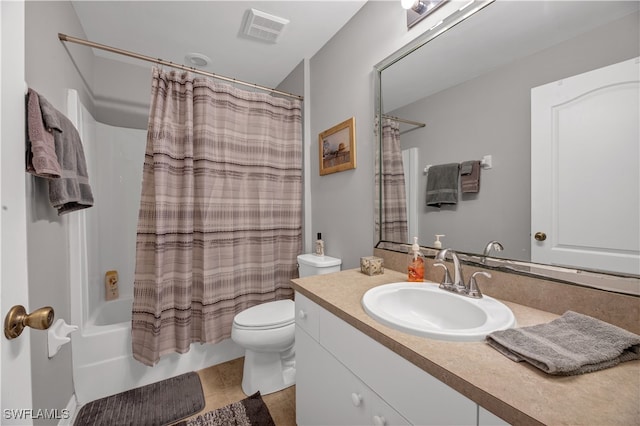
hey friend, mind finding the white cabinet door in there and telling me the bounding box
[320,308,477,426]
[296,326,410,426]
[296,326,369,425]
[531,57,640,275]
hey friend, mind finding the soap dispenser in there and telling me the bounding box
[407,237,424,282]
[433,235,445,249]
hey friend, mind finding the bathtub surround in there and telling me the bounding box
[133,68,303,366]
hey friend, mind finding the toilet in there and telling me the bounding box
[231,253,341,395]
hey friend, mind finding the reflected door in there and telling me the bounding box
[531,57,640,275]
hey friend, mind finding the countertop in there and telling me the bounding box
[291,268,640,426]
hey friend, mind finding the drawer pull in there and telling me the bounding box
[351,392,362,407]
[373,415,386,426]
[298,310,307,319]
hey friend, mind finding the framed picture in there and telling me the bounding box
[319,117,356,176]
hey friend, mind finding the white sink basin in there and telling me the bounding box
[362,282,516,342]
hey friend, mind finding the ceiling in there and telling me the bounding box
[71,1,368,91]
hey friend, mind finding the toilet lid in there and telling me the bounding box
[233,299,295,329]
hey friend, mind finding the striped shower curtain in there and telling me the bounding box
[380,118,408,243]
[132,68,302,366]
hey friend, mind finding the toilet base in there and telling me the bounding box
[241,347,296,396]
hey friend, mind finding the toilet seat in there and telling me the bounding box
[233,299,294,330]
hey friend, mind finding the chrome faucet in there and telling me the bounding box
[482,240,504,263]
[434,248,465,292]
[434,248,491,299]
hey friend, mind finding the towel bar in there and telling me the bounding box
[424,155,492,174]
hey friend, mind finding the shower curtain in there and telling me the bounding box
[380,118,408,243]
[132,68,302,366]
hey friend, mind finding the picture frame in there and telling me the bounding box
[319,117,356,176]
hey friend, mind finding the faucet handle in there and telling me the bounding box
[433,262,453,289]
[468,271,491,298]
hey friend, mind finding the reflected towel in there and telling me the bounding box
[426,163,459,207]
[26,89,62,178]
[460,160,480,193]
[38,94,94,215]
[486,311,640,375]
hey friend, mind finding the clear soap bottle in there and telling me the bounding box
[407,237,424,282]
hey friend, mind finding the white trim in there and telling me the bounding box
[58,394,78,426]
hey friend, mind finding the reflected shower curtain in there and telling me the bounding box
[132,68,302,366]
[380,118,408,243]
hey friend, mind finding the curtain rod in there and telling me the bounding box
[382,114,425,128]
[58,33,303,101]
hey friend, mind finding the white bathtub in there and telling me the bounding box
[72,296,243,404]
[92,298,132,326]
[67,89,243,405]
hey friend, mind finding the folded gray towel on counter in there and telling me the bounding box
[486,311,640,376]
[426,163,459,207]
[38,94,94,215]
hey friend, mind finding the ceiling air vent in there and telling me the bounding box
[243,8,289,43]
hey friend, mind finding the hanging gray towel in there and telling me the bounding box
[38,94,94,215]
[426,163,459,207]
[25,89,62,178]
[486,311,640,376]
[460,160,480,193]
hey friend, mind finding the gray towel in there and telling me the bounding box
[38,95,94,215]
[25,89,62,178]
[460,160,480,193]
[426,163,459,207]
[486,311,640,376]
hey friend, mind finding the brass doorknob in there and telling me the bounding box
[4,305,54,339]
[534,232,547,241]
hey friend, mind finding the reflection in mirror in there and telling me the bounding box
[375,1,639,278]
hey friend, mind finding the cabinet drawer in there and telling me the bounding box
[295,292,319,341]
[319,307,477,425]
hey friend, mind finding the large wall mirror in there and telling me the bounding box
[375,1,639,286]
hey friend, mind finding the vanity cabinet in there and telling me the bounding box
[295,292,482,425]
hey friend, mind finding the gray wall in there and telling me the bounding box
[308,1,452,269]
[25,1,95,419]
[392,12,639,261]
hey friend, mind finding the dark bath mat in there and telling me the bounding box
[74,371,204,426]
[175,392,275,426]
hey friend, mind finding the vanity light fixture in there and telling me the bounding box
[402,0,449,28]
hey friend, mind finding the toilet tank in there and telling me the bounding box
[297,254,341,277]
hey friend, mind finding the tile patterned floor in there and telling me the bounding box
[182,357,296,425]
